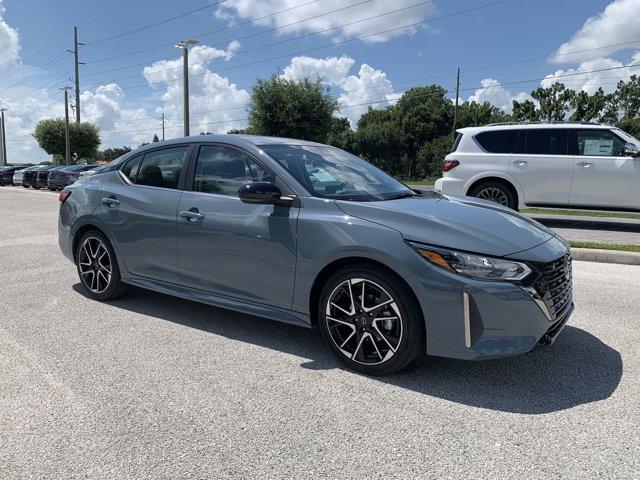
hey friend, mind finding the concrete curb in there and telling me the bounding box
[571,248,640,266]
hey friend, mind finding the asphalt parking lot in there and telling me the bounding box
[1,186,639,479]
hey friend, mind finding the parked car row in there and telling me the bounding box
[0,164,97,190]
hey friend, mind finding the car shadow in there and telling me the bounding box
[73,284,623,415]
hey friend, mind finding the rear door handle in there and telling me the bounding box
[102,197,120,207]
[179,209,205,221]
[577,161,594,168]
[512,160,528,166]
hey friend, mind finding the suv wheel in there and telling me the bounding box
[469,181,517,210]
[318,265,424,375]
[75,230,127,301]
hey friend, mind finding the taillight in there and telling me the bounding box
[443,159,460,172]
[59,190,71,203]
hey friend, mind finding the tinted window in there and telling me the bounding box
[576,130,626,157]
[121,155,142,182]
[136,147,188,189]
[525,129,568,155]
[452,133,463,152]
[194,146,274,196]
[475,130,516,153]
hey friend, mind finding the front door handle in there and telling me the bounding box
[102,197,120,207]
[512,160,528,167]
[577,161,594,168]
[180,209,205,222]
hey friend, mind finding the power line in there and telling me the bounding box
[84,0,231,46]
[81,0,509,92]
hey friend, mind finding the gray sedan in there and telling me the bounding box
[58,135,574,374]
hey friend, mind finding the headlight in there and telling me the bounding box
[410,243,532,281]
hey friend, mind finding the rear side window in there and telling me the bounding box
[121,155,142,182]
[525,129,568,155]
[475,130,516,153]
[137,147,189,189]
[193,145,274,196]
[451,133,463,152]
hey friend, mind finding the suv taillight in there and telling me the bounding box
[59,190,71,203]
[443,159,460,172]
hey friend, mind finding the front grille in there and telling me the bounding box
[531,254,573,322]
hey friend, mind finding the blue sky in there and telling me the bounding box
[1,0,638,162]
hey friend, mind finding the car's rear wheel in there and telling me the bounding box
[469,181,517,210]
[75,230,127,301]
[318,265,424,375]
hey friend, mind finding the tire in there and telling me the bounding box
[469,181,517,210]
[75,230,128,301]
[318,264,424,375]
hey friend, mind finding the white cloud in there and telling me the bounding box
[551,0,640,63]
[338,64,397,127]
[542,54,640,94]
[467,78,531,114]
[215,0,438,43]
[0,1,20,68]
[282,55,355,85]
[143,43,250,135]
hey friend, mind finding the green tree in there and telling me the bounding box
[570,88,607,122]
[95,146,132,162]
[247,76,338,142]
[416,136,453,179]
[326,117,356,152]
[354,115,406,176]
[152,134,160,143]
[531,82,574,121]
[616,118,640,140]
[393,85,454,177]
[33,118,100,164]
[512,99,540,122]
[614,75,640,120]
[457,101,510,128]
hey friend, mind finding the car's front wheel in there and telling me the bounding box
[75,230,127,301]
[318,265,424,375]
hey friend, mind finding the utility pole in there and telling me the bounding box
[68,26,84,123]
[173,39,198,137]
[60,86,72,165]
[162,113,165,141]
[452,67,461,138]
[0,107,7,166]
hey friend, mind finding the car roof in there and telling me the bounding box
[133,134,327,153]
[457,123,617,135]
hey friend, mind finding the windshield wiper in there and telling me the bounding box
[385,191,418,200]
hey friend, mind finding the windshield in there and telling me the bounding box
[261,144,415,202]
[613,128,640,146]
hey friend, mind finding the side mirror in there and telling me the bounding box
[238,182,292,205]
[624,142,639,157]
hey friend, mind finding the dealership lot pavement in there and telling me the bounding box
[1,186,639,479]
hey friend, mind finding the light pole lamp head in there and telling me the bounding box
[173,39,198,49]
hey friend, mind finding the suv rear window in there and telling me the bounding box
[475,130,516,153]
[524,129,568,155]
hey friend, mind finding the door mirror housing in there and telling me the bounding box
[238,182,292,205]
[623,142,639,157]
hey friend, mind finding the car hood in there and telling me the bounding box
[335,193,556,258]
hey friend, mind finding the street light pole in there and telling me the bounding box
[0,107,7,166]
[173,39,198,137]
[60,86,72,165]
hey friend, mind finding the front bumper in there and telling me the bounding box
[404,237,574,360]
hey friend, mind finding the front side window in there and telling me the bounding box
[194,146,274,196]
[475,130,516,153]
[136,147,188,189]
[525,129,568,155]
[576,130,626,157]
[262,144,415,202]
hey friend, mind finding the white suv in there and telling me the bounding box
[434,122,640,211]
